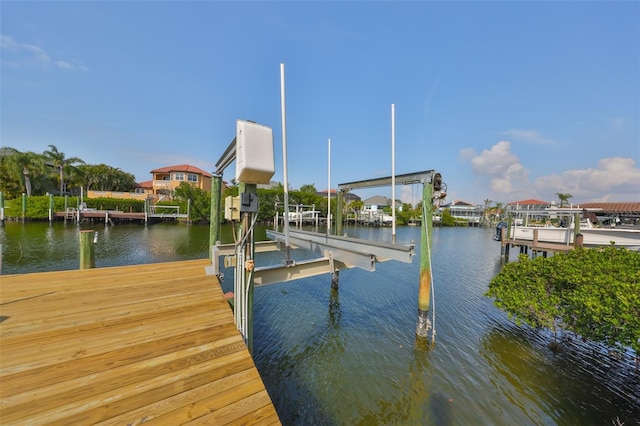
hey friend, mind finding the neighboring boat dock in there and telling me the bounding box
[0,259,280,425]
[499,227,578,259]
[54,205,189,224]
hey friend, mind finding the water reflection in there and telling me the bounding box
[481,322,640,425]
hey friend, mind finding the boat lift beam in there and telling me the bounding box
[267,229,414,263]
[253,255,352,286]
[338,169,435,191]
[207,229,414,286]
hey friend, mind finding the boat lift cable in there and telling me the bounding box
[427,217,436,344]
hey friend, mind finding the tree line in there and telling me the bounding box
[0,145,137,198]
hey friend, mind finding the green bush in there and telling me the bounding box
[486,245,640,354]
[84,197,145,212]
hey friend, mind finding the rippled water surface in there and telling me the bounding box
[2,222,638,425]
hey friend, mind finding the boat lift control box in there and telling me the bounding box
[235,120,275,184]
[224,195,240,221]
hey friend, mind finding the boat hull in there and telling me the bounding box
[510,226,640,250]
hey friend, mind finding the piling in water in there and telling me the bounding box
[79,230,96,269]
[416,179,433,339]
[209,175,222,259]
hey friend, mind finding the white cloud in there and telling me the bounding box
[502,129,554,145]
[534,157,640,202]
[460,140,533,200]
[0,34,87,71]
[467,140,527,179]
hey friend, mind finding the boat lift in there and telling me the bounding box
[206,119,445,351]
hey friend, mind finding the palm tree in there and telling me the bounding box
[482,198,492,226]
[556,192,573,208]
[42,145,85,195]
[349,199,364,222]
[492,201,504,222]
[0,147,45,197]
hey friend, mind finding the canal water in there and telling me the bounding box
[1,221,638,425]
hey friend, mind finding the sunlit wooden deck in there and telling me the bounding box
[0,259,280,425]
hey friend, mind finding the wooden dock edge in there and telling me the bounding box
[0,259,281,425]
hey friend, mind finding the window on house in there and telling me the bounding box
[187,173,198,182]
[174,173,184,181]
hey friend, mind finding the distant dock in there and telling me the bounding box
[55,206,189,223]
[499,227,579,259]
[0,259,280,425]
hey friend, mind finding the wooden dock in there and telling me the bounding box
[0,259,280,425]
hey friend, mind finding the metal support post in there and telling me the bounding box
[336,190,344,236]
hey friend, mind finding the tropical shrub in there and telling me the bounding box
[486,246,640,356]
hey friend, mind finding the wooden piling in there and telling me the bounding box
[336,190,344,236]
[209,174,222,259]
[79,230,96,269]
[575,233,584,248]
[416,179,433,339]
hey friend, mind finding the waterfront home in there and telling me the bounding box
[441,200,484,225]
[150,164,212,200]
[86,164,213,202]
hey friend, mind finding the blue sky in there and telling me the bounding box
[2,1,638,205]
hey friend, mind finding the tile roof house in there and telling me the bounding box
[150,165,212,199]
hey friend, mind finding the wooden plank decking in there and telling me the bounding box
[0,259,280,425]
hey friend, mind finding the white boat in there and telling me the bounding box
[510,218,640,250]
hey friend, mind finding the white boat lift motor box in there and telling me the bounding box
[235,120,275,184]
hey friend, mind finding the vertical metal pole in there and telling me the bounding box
[280,63,291,258]
[79,230,95,269]
[49,194,54,223]
[22,193,26,222]
[327,138,331,234]
[64,195,68,223]
[416,179,433,339]
[238,182,257,354]
[0,191,5,225]
[187,198,191,224]
[391,104,396,242]
[336,190,343,236]
[210,174,222,259]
